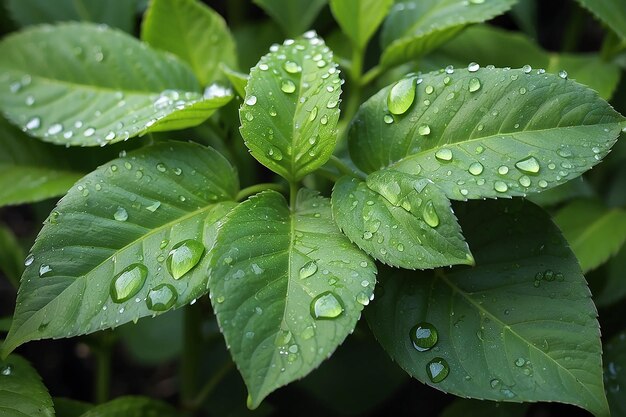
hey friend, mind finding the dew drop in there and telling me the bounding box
[24,254,34,266]
[498,166,509,175]
[310,291,344,320]
[468,62,480,72]
[519,87,527,95]
[522,64,532,74]
[426,358,449,383]
[468,78,481,92]
[356,292,370,305]
[110,263,148,303]
[1,365,12,376]
[47,123,63,135]
[435,148,453,161]
[114,207,128,221]
[515,156,540,174]
[166,239,205,279]
[410,322,438,351]
[494,181,508,193]
[387,77,417,115]
[423,201,440,228]
[383,114,394,124]
[146,284,178,311]
[281,80,296,94]
[418,124,431,136]
[299,260,318,279]
[309,106,318,121]
[268,147,283,161]
[425,85,434,94]
[468,162,484,176]
[25,117,41,130]
[245,95,257,105]
[284,61,301,74]
[39,264,52,277]
[84,127,96,137]
[519,175,531,187]
[558,70,568,79]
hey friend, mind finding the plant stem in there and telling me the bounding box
[181,303,203,406]
[339,46,365,142]
[361,65,384,86]
[187,361,234,410]
[236,183,287,201]
[93,342,111,404]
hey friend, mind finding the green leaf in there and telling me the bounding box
[6,0,138,33]
[0,118,83,206]
[575,0,626,41]
[420,25,621,100]
[367,199,609,416]
[604,330,626,416]
[441,398,528,417]
[0,224,24,287]
[0,317,11,332]
[141,0,237,86]
[0,23,233,147]
[240,33,342,182]
[348,68,625,200]
[208,189,376,408]
[53,398,93,417]
[252,0,328,37]
[596,245,626,307]
[78,396,177,417]
[2,142,238,356]
[554,199,626,273]
[329,0,394,50]
[331,172,473,269]
[221,64,249,98]
[379,0,517,68]
[0,354,55,417]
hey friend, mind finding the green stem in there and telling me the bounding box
[236,183,287,201]
[187,361,234,410]
[93,344,111,404]
[181,303,203,406]
[289,181,298,212]
[361,65,384,86]
[339,47,365,142]
[329,155,366,180]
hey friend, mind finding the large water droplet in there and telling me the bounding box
[383,114,394,124]
[268,147,283,161]
[281,80,296,94]
[146,284,178,311]
[110,263,148,303]
[114,207,128,221]
[310,291,344,320]
[494,181,508,193]
[435,148,453,161]
[418,124,431,136]
[39,264,52,277]
[410,322,438,351]
[1,365,12,376]
[387,77,416,115]
[469,162,484,176]
[426,357,449,383]
[468,62,480,72]
[515,156,540,174]
[423,201,440,228]
[299,260,318,279]
[24,254,34,266]
[166,239,205,279]
[468,78,481,92]
[25,117,41,130]
[245,95,257,105]
[284,61,301,74]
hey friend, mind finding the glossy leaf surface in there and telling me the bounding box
[329,0,394,50]
[0,354,54,417]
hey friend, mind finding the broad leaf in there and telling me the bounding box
[441,398,528,417]
[349,68,625,200]
[575,0,626,41]
[252,0,328,37]
[0,354,55,417]
[0,118,83,206]
[141,0,237,86]
[605,330,626,416]
[2,142,238,355]
[367,199,609,416]
[6,0,138,33]
[331,172,473,269]
[421,25,621,100]
[0,23,233,147]
[79,396,177,417]
[554,199,626,273]
[329,0,394,50]
[208,189,376,408]
[380,0,517,68]
[0,224,24,288]
[240,33,342,182]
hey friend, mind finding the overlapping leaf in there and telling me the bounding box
[141,0,237,85]
[2,142,238,355]
[367,199,608,416]
[332,171,472,269]
[208,189,376,408]
[240,33,342,181]
[575,0,626,41]
[0,354,55,417]
[349,68,625,200]
[330,0,394,50]
[253,0,327,37]
[0,23,232,147]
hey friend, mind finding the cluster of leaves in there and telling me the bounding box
[1,0,626,416]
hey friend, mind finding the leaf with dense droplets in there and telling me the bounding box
[349,68,626,200]
[0,354,55,417]
[331,171,473,269]
[379,0,516,68]
[329,0,394,50]
[252,0,328,37]
[77,396,178,417]
[0,22,233,147]
[0,117,84,206]
[367,199,609,416]
[240,33,342,181]
[141,0,237,86]
[604,330,626,416]
[554,199,626,273]
[2,142,238,356]
[574,0,626,41]
[208,189,376,408]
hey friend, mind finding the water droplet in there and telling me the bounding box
[25,95,35,106]
[114,207,128,221]
[302,326,315,340]
[84,127,96,137]
[146,284,178,311]
[468,78,481,92]
[384,114,394,124]
[515,156,540,174]
[281,80,296,94]
[522,64,532,74]
[299,260,318,279]
[515,357,526,367]
[1,365,12,376]
[245,95,257,105]
[425,85,434,95]
[24,254,34,266]
[435,148,453,161]
[410,322,438,351]
[387,77,416,115]
[259,63,269,71]
[166,240,205,279]
[469,0,485,4]
[519,175,531,187]
[310,291,344,320]
[416,124,431,136]
[39,264,52,277]
[426,358,449,383]
[469,162,484,175]
[468,62,480,72]
[356,292,370,305]
[423,201,440,228]
[268,147,283,161]
[519,87,527,95]
[146,201,161,212]
[320,115,328,125]
[363,231,373,240]
[309,106,318,121]
[498,166,509,175]
[494,181,508,193]
[25,117,41,130]
[105,131,116,141]
[558,70,568,79]
[326,99,338,109]
[284,61,301,73]
[110,263,148,303]
[47,123,63,135]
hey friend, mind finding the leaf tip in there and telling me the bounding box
[463,251,476,267]
[246,393,261,410]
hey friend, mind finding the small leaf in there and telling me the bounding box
[221,64,249,98]
[380,0,517,68]
[240,33,342,182]
[331,172,472,269]
[329,0,394,50]
[3,142,238,355]
[367,199,609,417]
[6,0,138,33]
[0,118,83,206]
[252,0,328,37]
[209,189,376,408]
[78,396,177,417]
[0,354,55,417]
[554,199,626,272]
[141,0,237,86]
[604,330,626,416]
[349,68,625,200]
[575,0,626,41]
[0,23,232,147]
